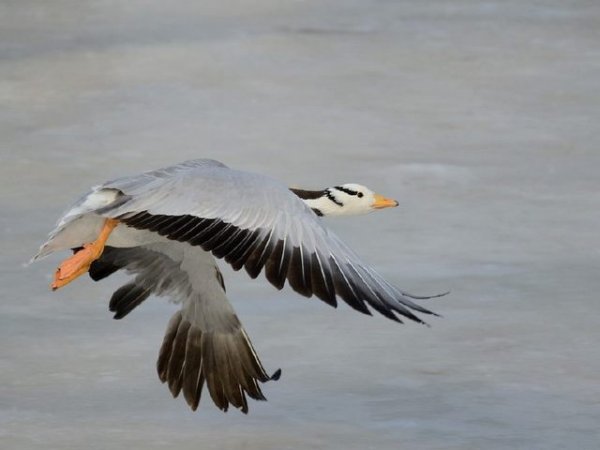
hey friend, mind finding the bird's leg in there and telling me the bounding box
[51,218,119,291]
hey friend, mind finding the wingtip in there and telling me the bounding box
[402,290,450,300]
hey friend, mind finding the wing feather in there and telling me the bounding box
[95,159,440,324]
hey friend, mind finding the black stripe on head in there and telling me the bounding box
[325,190,344,207]
[334,186,363,198]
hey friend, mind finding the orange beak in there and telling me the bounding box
[372,193,399,209]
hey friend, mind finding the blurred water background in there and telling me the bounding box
[1,1,599,449]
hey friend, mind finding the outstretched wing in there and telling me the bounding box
[100,159,441,324]
[92,241,279,413]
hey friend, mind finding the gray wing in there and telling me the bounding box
[92,242,278,413]
[100,159,440,324]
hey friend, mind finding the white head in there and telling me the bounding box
[294,183,399,217]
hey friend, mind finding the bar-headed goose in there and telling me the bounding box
[33,159,444,414]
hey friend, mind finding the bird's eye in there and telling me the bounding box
[357,192,363,198]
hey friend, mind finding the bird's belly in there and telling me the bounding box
[106,224,162,248]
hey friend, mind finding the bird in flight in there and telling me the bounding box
[33,159,444,413]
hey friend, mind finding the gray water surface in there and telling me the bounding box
[1,1,599,449]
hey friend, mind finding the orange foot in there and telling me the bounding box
[51,218,119,291]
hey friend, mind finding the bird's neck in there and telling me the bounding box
[290,188,344,217]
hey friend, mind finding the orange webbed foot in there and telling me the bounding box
[51,218,119,290]
[52,244,100,290]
